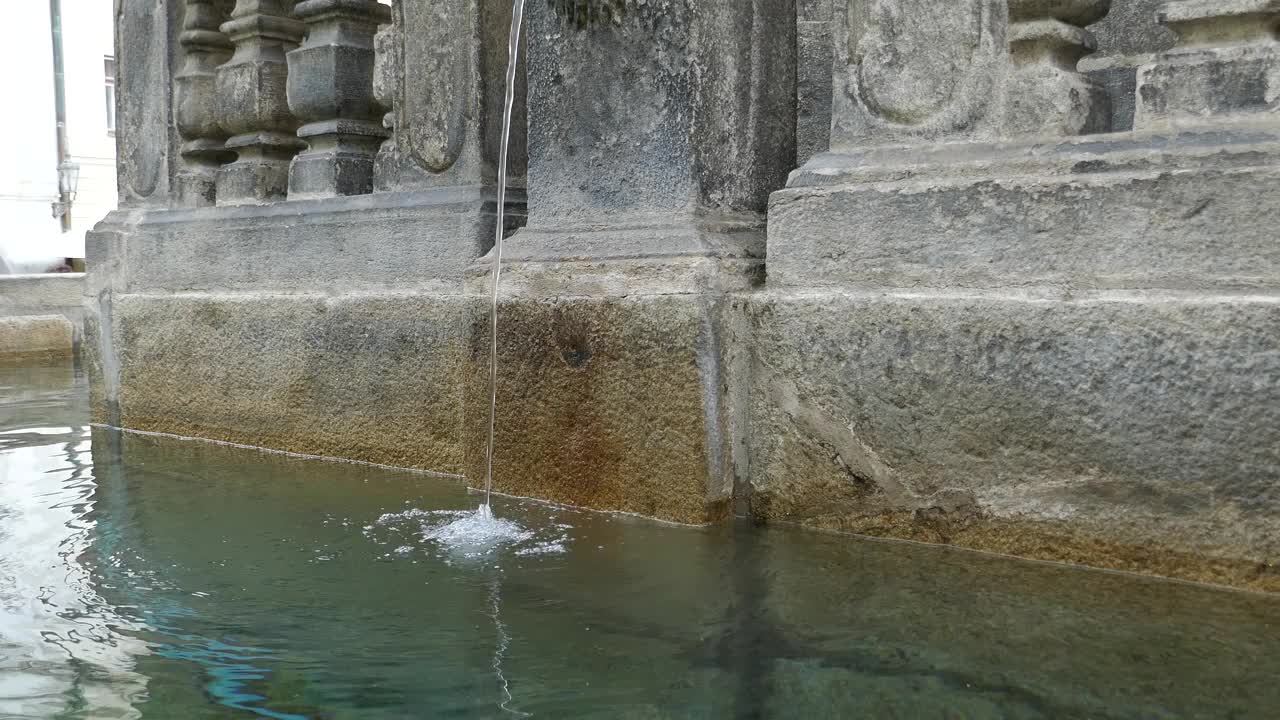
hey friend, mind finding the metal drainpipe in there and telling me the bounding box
[49,0,72,233]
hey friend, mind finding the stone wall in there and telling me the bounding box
[0,274,82,363]
[90,0,1280,590]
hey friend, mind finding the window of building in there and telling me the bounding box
[104,56,116,135]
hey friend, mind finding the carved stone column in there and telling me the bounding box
[286,0,391,198]
[1005,0,1111,136]
[1135,0,1280,129]
[215,0,306,205]
[175,0,235,207]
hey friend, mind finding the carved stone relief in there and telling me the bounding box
[834,0,1008,147]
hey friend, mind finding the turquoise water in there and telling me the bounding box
[2,363,1279,719]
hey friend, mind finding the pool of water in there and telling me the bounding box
[2,362,1279,719]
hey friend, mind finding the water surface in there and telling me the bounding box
[2,363,1278,718]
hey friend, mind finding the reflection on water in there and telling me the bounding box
[2,363,1280,719]
[0,366,147,718]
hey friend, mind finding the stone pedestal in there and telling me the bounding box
[1005,0,1111,135]
[371,0,524,194]
[754,0,1280,587]
[1135,0,1280,129]
[460,0,796,522]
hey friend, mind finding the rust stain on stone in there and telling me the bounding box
[463,296,722,524]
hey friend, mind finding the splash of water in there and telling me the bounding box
[484,0,528,510]
[368,504,565,561]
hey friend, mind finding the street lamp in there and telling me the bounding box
[50,160,80,224]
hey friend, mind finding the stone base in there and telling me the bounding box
[759,128,1280,590]
[1137,44,1280,129]
[748,289,1280,591]
[460,241,759,524]
[0,315,75,364]
[97,291,469,474]
[0,273,85,335]
[461,292,735,523]
[83,187,523,474]
[91,187,507,293]
[775,128,1280,291]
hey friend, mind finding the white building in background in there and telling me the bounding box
[0,0,116,272]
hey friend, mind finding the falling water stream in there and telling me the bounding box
[485,0,528,511]
[484,3,530,714]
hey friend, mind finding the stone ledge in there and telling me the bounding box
[89,187,526,294]
[788,126,1280,187]
[770,160,1280,291]
[0,315,75,364]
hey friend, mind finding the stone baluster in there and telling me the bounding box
[1005,0,1111,136]
[215,0,306,205]
[175,0,235,207]
[1135,0,1280,130]
[286,0,391,198]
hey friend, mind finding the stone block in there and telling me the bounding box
[114,189,499,294]
[524,0,794,225]
[1135,0,1280,129]
[461,291,737,524]
[797,19,834,164]
[771,138,1280,291]
[747,290,1280,591]
[111,292,470,474]
[0,316,75,364]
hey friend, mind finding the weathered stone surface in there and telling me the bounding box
[1082,0,1180,132]
[771,161,1280,291]
[1090,0,1178,57]
[1135,0,1280,129]
[116,0,180,206]
[0,274,85,322]
[832,0,1008,146]
[174,0,235,207]
[111,292,469,474]
[286,0,391,198]
[748,291,1280,591]
[0,316,75,364]
[98,191,496,294]
[461,293,735,524]
[373,0,526,193]
[796,14,834,164]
